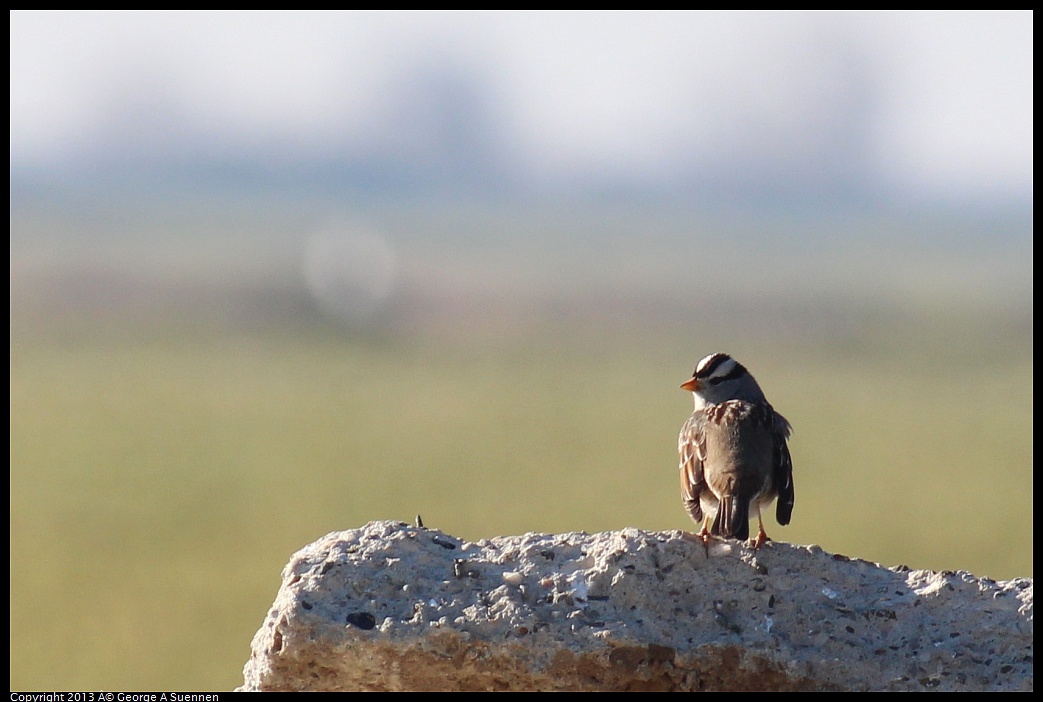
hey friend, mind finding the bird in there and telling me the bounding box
[678,353,794,549]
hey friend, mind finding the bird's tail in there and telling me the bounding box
[712,495,750,541]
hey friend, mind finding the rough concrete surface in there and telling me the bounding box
[238,521,1032,691]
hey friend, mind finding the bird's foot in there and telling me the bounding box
[749,526,771,550]
[682,527,716,556]
[681,529,714,545]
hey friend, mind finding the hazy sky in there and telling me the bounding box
[9,10,1033,202]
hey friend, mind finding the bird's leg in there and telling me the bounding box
[696,515,722,556]
[750,507,771,550]
[697,515,713,544]
[683,516,715,556]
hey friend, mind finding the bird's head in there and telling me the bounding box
[680,353,766,407]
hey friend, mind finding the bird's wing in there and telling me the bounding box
[678,414,707,523]
[772,411,794,526]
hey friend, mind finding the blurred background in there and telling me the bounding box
[10,10,1032,690]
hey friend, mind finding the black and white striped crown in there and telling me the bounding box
[692,353,749,386]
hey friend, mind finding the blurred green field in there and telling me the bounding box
[9,310,1032,690]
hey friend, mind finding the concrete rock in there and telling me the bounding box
[238,521,1032,691]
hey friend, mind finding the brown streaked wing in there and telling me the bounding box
[678,413,707,523]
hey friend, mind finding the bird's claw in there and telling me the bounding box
[749,526,771,550]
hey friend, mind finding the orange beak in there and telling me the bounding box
[680,377,699,392]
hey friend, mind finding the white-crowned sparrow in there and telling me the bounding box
[678,353,794,548]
